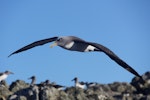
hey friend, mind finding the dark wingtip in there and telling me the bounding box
[8,53,13,58]
[8,36,59,58]
[8,52,15,57]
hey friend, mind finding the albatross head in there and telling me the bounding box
[50,36,75,49]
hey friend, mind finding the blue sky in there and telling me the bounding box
[1,1,150,86]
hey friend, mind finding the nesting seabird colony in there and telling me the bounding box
[9,36,142,79]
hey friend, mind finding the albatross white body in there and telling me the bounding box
[65,41,75,49]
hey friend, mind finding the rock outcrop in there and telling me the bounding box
[0,71,150,100]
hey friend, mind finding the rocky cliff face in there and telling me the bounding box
[0,71,150,100]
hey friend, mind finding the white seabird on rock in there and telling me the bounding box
[0,70,13,83]
[72,77,86,89]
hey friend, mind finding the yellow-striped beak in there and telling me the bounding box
[50,42,58,48]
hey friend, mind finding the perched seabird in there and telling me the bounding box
[8,36,142,78]
[72,77,86,89]
[85,82,97,88]
[43,80,65,90]
[52,84,65,90]
[0,70,13,82]
[28,76,36,86]
[44,79,50,85]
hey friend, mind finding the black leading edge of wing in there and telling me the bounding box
[87,42,142,79]
[8,37,58,57]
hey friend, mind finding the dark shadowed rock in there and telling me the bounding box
[9,80,30,93]
[9,85,39,100]
[131,71,150,95]
[39,87,59,100]
[39,86,69,100]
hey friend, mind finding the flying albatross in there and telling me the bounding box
[8,36,142,79]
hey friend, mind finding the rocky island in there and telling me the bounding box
[0,71,150,100]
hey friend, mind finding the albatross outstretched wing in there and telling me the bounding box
[86,42,142,78]
[8,37,58,57]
